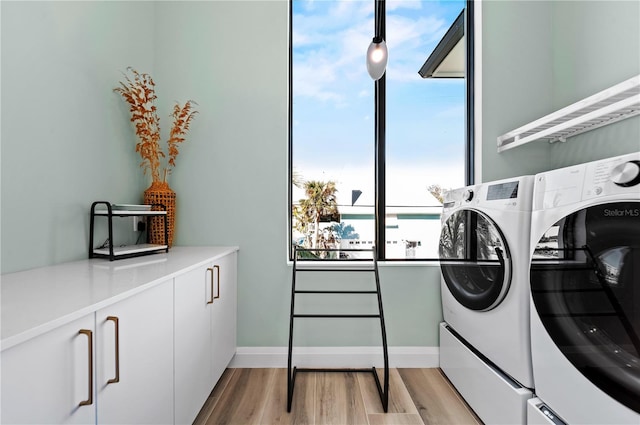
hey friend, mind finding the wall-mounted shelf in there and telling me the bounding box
[89,201,169,261]
[497,75,640,152]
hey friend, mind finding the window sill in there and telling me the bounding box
[285,260,441,268]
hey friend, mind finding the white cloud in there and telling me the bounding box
[293,2,372,104]
[293,1,460,101]
[293,61,346,103]
[386,66,424,83]
[331,0,372,21]
[436,104,465,119]
[387,0,423,11]
[384,14,446,82]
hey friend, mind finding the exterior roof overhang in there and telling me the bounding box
[419,9,465,79]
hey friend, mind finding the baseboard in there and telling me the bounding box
[229,346,439,368]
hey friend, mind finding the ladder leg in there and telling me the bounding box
[287,248,298,412]
[373,247,389,412]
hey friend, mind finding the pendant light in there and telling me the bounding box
[366,0,387,80]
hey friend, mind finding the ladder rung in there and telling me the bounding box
[295,267,375,272]
[295,290,378,294]
[295,368,377,374]
[293,314,381,318]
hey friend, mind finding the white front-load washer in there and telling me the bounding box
[439,175,535,424]
[529,151,640,424]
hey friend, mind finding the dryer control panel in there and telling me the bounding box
[582,152,640,200]
[533,151,640,210]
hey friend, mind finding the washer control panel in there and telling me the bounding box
[442,175,534,214]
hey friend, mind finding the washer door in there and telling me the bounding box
[439,209,512,311]
[530,201,640,414]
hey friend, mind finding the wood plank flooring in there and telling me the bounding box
[194,368,482,425]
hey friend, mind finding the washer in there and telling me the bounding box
[529,152,640,424]
[527,397,566,425]
[439,175,535,424]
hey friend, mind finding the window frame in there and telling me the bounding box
[288,0,475,261]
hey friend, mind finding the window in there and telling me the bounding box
[289,0,473,260]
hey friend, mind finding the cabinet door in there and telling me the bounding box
[96,280,173,425]
[211,252,238,385]
[1,314,96,425]
[174,264,214,425]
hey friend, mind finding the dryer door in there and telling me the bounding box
[530,201,640,414]
[439,209,512,311]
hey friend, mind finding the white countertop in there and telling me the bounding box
[1,246,239,351]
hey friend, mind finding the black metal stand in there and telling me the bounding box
[89,201,169,261]
[287,246,389,413]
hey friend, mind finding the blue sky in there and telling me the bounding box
[292,0,467,204]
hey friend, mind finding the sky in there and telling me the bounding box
[292,0,467,206]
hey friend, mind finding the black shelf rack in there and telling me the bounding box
[89,201,169,261]
[287,246,389,412]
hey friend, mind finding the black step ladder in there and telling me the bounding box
[287,246,389,412]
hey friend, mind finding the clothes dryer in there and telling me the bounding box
[439,176,535,424]
[529,152,640,424]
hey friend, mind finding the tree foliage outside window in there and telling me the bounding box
[428,184,447,204]
[292,180,340,258]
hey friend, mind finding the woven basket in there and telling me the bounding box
[143,181,176,247]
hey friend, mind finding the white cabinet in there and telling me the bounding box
[96,279,174,425]
[1,247,238,425]
[1,281,174,425]
[174,251,237,425]
[174,265,215,424]
[1,314,96,424]
[210,251,237,385]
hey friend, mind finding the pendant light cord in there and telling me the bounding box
[374,0,383,42]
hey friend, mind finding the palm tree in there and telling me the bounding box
[332,222,359,240]
[428,184,446,204]
[292,168,305,189]
[293,180,339,252]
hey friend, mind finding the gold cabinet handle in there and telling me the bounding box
[106,316,120,384]
[78,329,93,406]
[207,267,215,304]
[214,265,221,300]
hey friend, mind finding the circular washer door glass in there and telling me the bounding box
[439,209,511,311]
[530,201,640,413]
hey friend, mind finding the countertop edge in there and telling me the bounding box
[1,246,239,352]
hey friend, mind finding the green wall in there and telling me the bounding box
[481,0,640,182]
[2,0,638,348]
[1,1,153,273]
[480,0,554,182]
[1,1,442,348]
[548,0,640,168]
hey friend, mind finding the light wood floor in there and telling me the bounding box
[194,368,482,425]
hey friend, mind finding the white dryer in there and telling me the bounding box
[529,152,640,424]
[439,175,535,424]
